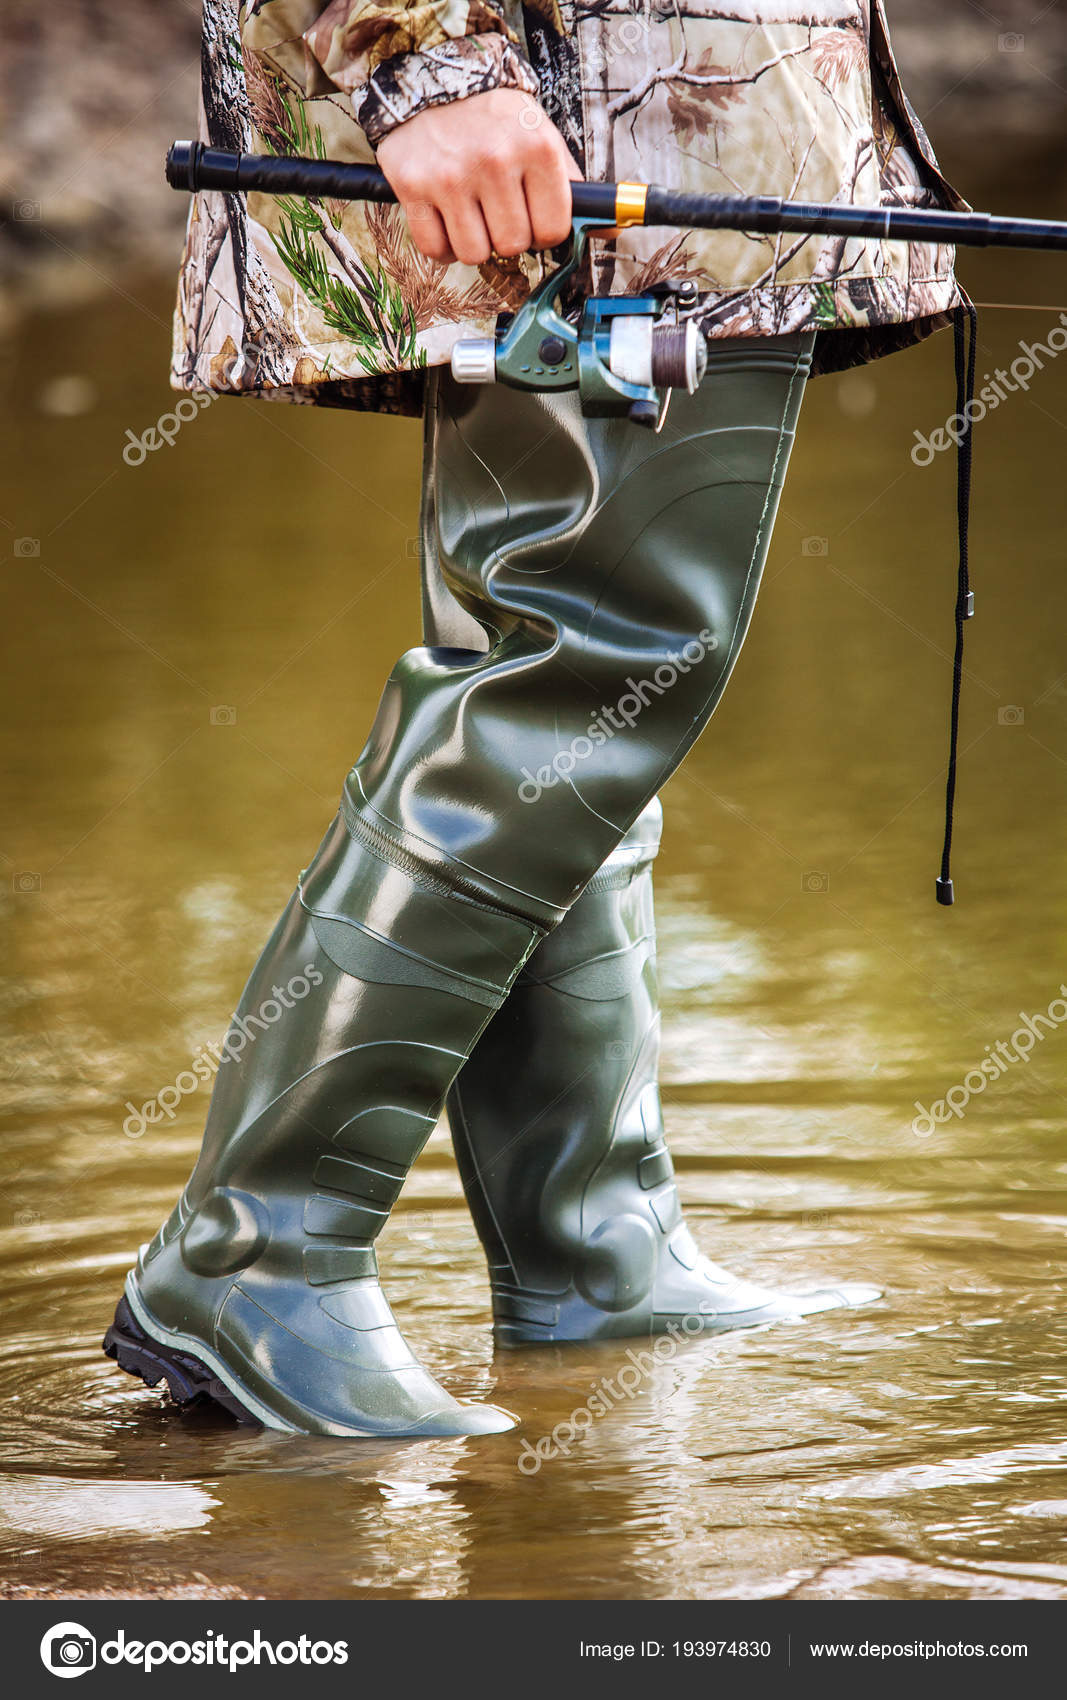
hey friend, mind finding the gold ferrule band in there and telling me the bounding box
[614,182,648,229]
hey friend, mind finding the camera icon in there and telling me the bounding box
[605,1041,630,1059]
[12,872,41,894]
[15,1207,41,1226]
[12,198,41,221]
[802,870,829,894]
[209,705,237,726]
[40,1621,97,1678]
[14,537,40,557]
[997,705,1024,726]
[405,537,427,557]
[998,31,1025,52]
[802,536,829,557]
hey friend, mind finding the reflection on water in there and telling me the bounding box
[0,1477,218,1543]
[1,220,1065,1597]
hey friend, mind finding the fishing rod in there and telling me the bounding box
[166,139,1067,427]
[167,141,1067,254]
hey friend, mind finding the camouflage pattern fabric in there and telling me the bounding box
[172,0,966,411]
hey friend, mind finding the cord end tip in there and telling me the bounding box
[936,876,955,906]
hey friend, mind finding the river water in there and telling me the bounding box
[2,203,1066,1598]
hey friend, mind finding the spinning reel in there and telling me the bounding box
[450,217,707,428]
[166,138,1067,434]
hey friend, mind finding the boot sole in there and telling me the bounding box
[104,1288,516,1438]
[103,1294,259,1427]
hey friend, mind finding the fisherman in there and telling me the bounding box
[105,1,965,1437]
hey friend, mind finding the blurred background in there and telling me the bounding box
[1,1,1066,1603]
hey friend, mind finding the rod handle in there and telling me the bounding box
[167,140,621,222]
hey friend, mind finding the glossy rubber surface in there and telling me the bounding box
[112,823,532,1437]
[418,341,878,1343]
[447,802,880,1342]
[107,335,820,1433]
[351,337,817,926]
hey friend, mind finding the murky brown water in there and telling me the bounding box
[2,199,1066,1598]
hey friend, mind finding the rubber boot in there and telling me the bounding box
[105,815,542,1435]
[446,802,880,1344]
[106,333,824,1432]
[445,802,876,1346]
[415,356,879,1345]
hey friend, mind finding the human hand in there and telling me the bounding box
[376,87,581,266]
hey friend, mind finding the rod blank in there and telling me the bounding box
[166,141,1067,253]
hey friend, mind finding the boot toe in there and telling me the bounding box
[652,1259,883,1332]
[411,1401,518,1437]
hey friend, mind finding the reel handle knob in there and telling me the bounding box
[450,338,498,384]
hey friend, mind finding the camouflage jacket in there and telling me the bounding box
[172,1,966,411]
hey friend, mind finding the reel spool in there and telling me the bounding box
[608,316,706,394]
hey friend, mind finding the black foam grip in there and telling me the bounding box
[167,142,397,203]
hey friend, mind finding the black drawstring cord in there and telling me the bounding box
[936,298,979,906]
